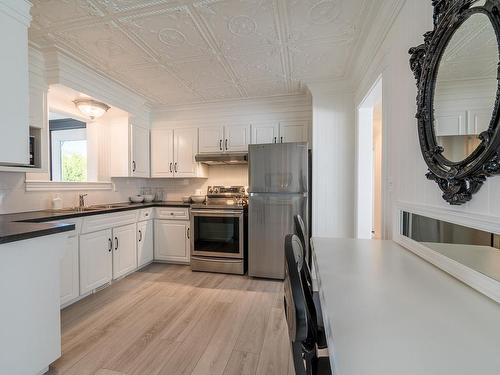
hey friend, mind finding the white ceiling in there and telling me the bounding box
[30,0,374,107]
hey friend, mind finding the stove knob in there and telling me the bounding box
[208,188,213,194]
[214,187,219,193]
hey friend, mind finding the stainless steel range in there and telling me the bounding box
[190,186,247,275]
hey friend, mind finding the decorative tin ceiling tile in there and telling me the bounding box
[31,0,103,28]
[194,0,280,55]
[29,0,381,106]
[119,7,211,61]
[170,58,234,88]
[93,0,168,13]
[52,22,155,70]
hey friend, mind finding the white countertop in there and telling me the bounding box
[311,237,500,375]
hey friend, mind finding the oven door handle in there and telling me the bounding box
[191,209,243,216]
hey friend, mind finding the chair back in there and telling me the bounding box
[294,215,310,266]
[284,234,317,375]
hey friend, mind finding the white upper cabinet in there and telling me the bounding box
[151,129,174,177]
[110,121,150,178]
[0,2,31,166]
[174,128,198,177]
[199,126,225,153]
[279,121,308,143]
[251,122,308,144]
[199,125,251,153]
[131,125,150,177]
[251,123,279,144]
[468,109,491,135]
[434,111,466,137]
[225,125,250,152]
[151,127,206,178]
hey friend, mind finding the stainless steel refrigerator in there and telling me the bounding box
[248,142,309,279]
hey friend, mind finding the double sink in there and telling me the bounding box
[48,203,132,213]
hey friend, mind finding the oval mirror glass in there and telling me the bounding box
[434,12,498,162]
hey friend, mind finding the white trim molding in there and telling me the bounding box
[393,202,500,304]
[25,180,114,192]
[396,200,500,235]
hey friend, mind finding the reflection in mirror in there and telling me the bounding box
[434,13,498,162]
[401,211,500,282]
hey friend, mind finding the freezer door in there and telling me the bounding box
[248,142,308,193]
[248,192,308,279]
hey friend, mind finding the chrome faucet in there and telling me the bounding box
[79,194,88,208]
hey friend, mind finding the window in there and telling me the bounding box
[49,117,88,182]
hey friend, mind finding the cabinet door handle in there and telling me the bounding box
[280,136,283,143]
[138,230,142,242]
[225,139,228,150]
[219,139,222,151]
[274,136,277,143]
[169,162,173,173]
[187,227,190,239]
[114,236,119,250]
[132,161,136,172]
[174,162,178,173]
[108,238,112,252]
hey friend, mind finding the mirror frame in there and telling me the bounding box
[409,0,500,205]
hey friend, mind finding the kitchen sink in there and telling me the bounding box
[49,207,101,213]
[89,203,131,210]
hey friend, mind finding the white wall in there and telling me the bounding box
[0,172,148,214]
[355,0,500,237]
[308,82,355,238]
[152,94,312,131]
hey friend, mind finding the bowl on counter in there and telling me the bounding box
[130,195,144,203]
[182,196,191,203]
[190,195,206,203]
[143,194,154,203]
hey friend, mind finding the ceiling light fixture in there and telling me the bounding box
[73,99,110,120]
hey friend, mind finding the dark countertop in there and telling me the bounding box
[0,201,190,245]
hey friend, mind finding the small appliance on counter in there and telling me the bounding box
[190,185,248,275]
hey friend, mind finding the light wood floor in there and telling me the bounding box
[48,263,294,375]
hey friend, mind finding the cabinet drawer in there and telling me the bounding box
[138,208,153,221]
[155,207,189,220]
[81,211,139,234]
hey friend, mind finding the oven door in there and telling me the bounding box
[191,209,244,259]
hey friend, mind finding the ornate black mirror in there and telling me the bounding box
[409,0,500,205]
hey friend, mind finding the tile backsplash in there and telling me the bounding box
[0,164,248,214]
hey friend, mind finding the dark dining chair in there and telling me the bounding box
[284,234,331,375]
[294,215,327,349]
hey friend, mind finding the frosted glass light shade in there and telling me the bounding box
[73,99,110,120]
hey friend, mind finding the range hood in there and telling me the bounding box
[195,152,248,165]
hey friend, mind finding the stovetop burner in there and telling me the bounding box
[191,185,248,210]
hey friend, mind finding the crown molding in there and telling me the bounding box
[0,0,31,26]
[348,0,406,89]
[305,78,354,96]
[152,92,311,114]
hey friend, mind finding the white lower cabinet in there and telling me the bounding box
[60,234,80,306]
[154,220,190,263]
[79,229,113,295]
[137,220,154,267]
[112,223,138,279]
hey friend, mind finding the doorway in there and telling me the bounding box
[356,77,383,239]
